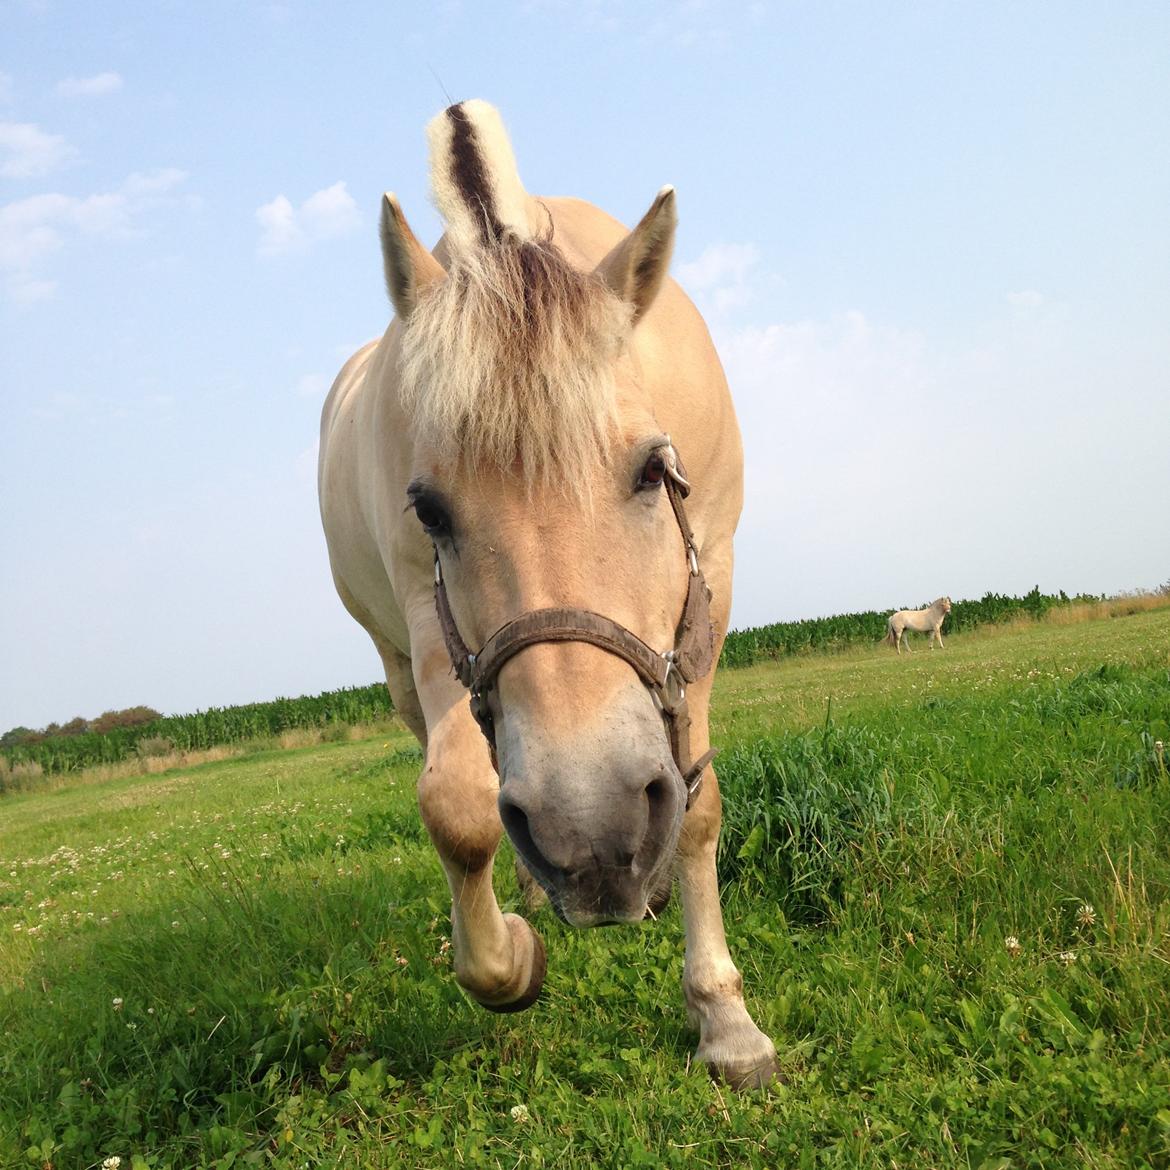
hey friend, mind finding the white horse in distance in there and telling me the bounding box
[885,597,952,653]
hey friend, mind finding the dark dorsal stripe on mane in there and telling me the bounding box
[446,103,505,245]
[403,100,630,493]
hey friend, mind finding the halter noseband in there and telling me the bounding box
[432,447,717,809]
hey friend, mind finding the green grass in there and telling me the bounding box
[2,612,1169,1168]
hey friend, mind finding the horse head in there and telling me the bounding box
[385,102,697,926]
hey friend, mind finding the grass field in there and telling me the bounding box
[2,609,1169,1168]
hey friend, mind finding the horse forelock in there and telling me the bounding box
[402,100,633,493]
[398,235,633,492]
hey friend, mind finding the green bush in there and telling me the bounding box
[717,724,892,922]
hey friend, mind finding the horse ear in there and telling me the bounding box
[594,185,677,322]
[380,193,445,320]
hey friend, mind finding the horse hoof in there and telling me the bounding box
[697,1028,779,1091]
[711,1051,782,1091]
[480,914,547,1014]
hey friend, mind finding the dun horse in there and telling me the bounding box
[885,597,952,653]
[318,101,776,1088]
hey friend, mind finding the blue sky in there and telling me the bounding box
[2,1,1168,730]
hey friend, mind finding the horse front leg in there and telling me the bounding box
[414,655,546,1013]
[676,761,777,1089]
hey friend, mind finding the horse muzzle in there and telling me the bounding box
[495,714,685,927]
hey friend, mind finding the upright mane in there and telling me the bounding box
[398,101,631,487]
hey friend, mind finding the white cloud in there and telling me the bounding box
[0,120,76,178]
[122,167,187,200]
[7,272,56,302]
[256,194,299,253]
[710,307,952,623]
[0,168,188,300]
[0,192,74,269]
[55,71,124,98]
[678,242,758,291]
[256,181,360,256]
[720,310,931,455]
[295,373,328,399]
[705,275,1168,627]
[677,241,760,314]
[1006,289,1044,311]
[301,182,361,239]
[296,438,320,483]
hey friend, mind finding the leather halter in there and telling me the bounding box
[433,448,718,809]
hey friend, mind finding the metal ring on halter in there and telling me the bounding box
[658,654,686,714]
[665,453,691,494]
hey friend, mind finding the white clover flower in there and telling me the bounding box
[1004,935,1022,958]
[112,997,124,1011]
[510,1104,530,1123]
[1059,950,1076,965]
[1076,903,1096,928]
[102,1158,122,1170]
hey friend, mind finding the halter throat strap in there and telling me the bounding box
[432,463,717,808]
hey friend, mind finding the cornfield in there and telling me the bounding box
[718,586,1103,668]
[1,684,394,777]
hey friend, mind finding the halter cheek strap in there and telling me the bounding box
[432,452,718,809]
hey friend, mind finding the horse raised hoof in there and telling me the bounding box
[477,913,547,1014]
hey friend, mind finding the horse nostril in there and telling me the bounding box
[645,775,671,807]
[642,774,677,855]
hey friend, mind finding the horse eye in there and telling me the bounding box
[412,496,448,534]
[638,453,667,489]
